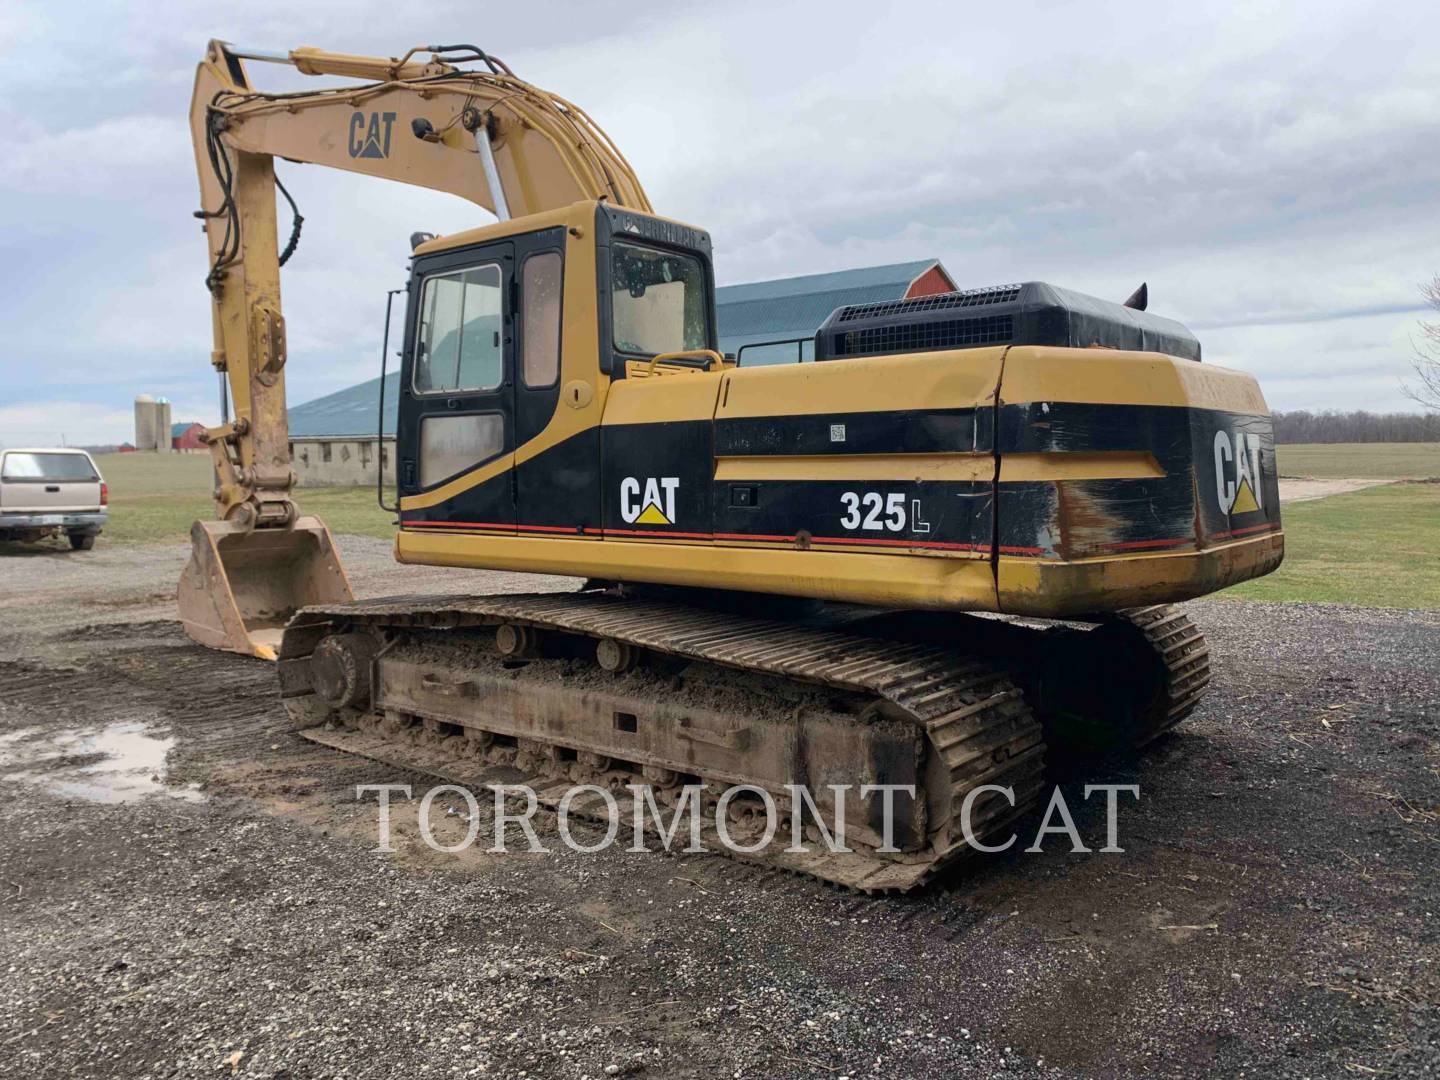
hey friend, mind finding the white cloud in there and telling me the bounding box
[0,115,189,196]
[0,0,1437,425]
[0,400,148,449]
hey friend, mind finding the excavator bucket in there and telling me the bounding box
[177,516,353,661]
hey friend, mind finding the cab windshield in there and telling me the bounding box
[609,242,708,356]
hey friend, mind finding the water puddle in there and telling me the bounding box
[0,721,204,803]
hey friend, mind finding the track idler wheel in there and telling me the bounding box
[310,632,379,710]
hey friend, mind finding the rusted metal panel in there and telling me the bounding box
[995,401,1281,564]
[376,648,927,851]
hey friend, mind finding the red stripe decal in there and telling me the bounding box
[1207,521,1281,542]
[404,520,510,530]
[812,536,985,551]
[595,527,718,540]
[402,520,599,534]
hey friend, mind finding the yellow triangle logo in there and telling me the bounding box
[1231,478,1260,515]
[635,502,672,525]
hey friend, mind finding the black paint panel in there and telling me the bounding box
[715,407,991,457]
[402,468,515,529]
[713,478,992,551]
[995,403,1280,558]
[601,420,714,536]
[515,428,602,533]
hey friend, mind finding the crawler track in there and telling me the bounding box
[1114,605,1212,746]
[279,592,1046,893]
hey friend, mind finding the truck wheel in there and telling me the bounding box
[69,533,96,551]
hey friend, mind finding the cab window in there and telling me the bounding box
[521,252,563,388]
[413,264,503,394]
[1,452,98,481]
[609,242,707,356]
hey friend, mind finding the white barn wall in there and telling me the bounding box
[291,436,396,487]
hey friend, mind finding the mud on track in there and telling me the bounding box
[1,535,1438,1078]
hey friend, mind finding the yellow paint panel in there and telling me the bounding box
[602,370,723,425]
[720,348,1005,419]
[1000,346,1270,413]
[997,531,1284,617]
[998,452,1165,482]
[715,453,993,482]
[397,529,1001,609]
[395,525,1284,614]
[413,201,594,257]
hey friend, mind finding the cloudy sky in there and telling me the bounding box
[1,0,1437,446]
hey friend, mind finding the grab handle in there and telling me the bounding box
[643,349,725,376]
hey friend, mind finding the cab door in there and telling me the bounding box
[396,241,517,530]
[511,229,601,534]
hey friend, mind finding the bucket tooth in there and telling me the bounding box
[177,516,353,660]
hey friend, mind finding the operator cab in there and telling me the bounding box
[390,201,719,536]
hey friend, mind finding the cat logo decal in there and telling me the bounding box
[1213,430,1264,516]
[620,477,679,526]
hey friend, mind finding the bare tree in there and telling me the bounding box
[1404,275,1440,411]
[1272,409,1440,443]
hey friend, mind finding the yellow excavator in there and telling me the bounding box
[180,40,1283,890]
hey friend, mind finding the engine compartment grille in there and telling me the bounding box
[814,281,1201,363]
[836,285,1023,323]
[833,314,1014,358]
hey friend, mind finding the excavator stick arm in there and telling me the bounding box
[182,39,649,658]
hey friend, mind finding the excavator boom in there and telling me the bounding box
[179,40,649,658]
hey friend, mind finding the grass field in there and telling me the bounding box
[1276,442,1440,479]
[89,449,1438,609]
[93,452,393,544]
[1221,482,1439,609]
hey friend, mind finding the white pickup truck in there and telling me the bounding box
[0,448,109,551]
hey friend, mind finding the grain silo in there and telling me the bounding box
[155,398,172,451]
[134,394,157,451]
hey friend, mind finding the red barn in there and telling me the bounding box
[715,259,959,366]
[171,422,206,451]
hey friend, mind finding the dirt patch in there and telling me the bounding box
[0,536,1437,1077]
[1277,477,1395,503]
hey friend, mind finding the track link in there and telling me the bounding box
[1112,605,1212,746]
[279,591,1046,893]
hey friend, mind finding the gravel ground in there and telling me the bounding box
[0,535,1437,1079]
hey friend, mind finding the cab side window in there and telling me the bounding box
[521,252,562,388]
[413,264,503,394]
